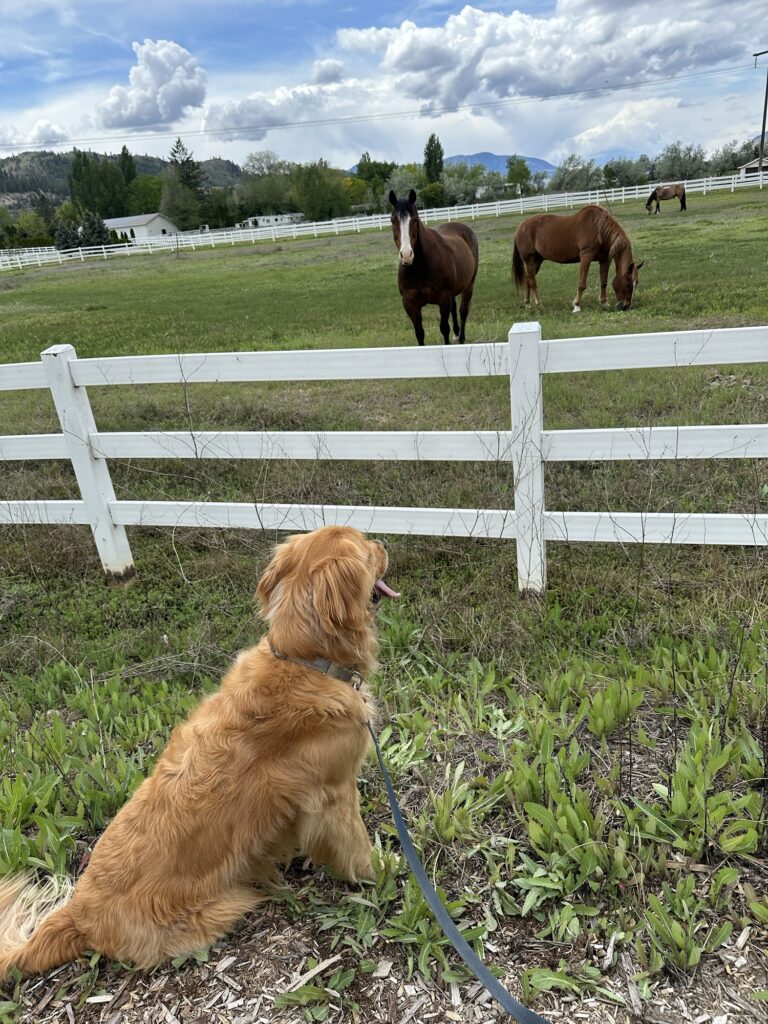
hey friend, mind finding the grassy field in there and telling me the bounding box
[1,189,768,1023]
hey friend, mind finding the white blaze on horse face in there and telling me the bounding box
[398,212,414,265]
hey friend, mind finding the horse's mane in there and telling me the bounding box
[597,208,631,259]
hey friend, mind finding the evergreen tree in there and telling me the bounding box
[118,145,137,186]
[80,211,110,246]
[169,138,207,200]
[423,134,444,184]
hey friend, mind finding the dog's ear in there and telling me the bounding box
[311,554,369,636]
[256,540,295,618]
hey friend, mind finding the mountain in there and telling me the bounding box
[445,152,555,175]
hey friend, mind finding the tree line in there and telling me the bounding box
[0,133,758,251]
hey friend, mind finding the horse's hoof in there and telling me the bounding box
[452,335,460,342]
[572,305,581,313]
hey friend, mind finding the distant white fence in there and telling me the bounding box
[2,324,768,591]
[2,169,767,273]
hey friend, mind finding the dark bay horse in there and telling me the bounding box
[646,183,686,213]
[389,190,479,345]
[512,204,643,313]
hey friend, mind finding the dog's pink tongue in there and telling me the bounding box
[375,579,400,599]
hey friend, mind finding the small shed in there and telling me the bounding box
[737,156,764,179]
[104,213,180,240]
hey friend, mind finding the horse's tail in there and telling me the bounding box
[0,875,85,982]
[680,187,686,210]
[512,240,525,292]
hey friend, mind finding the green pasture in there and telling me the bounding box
[1,188,767,1018]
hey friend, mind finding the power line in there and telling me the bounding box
[0,60,757,155]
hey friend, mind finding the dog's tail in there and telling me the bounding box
[0,875,84,983]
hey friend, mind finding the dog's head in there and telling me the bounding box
[256,526,397,671]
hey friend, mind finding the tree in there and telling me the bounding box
[169,138,207,200]
[506,155,533,196]
[548,154,602,192]
[289,161,350,221]
[79,211,110,246]
[423,134,444,184]
[68,150,127,218]
[418,182,446,208]
[708,138,758,175]
[126,174,164,215]
[160,171,200,230]
[15,211,52,246]
[243,150,290,178]
[655,141,707,181]
[442,162,485,204]
[386,164,426,202]
[118,145,137,186]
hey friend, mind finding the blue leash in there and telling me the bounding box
[367,722,553,1024]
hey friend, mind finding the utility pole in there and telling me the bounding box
[754,50,768,188]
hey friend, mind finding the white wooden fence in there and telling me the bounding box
[2,169,767,273]
[1,324,767,591]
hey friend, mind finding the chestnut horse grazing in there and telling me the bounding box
[512,205,643,313]
[646,183,686,214]
[389,190,479,344]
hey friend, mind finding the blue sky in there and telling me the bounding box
[0,0,763,167]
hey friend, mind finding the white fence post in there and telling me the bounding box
[41,344,135,583]
[509,321,546,595]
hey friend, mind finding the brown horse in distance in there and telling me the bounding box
[389,190,479,344]
[512,205,643,313]
[646,183,686,213]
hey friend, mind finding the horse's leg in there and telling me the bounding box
[573,254,592,313]
[524,256,542,307]
[654,200,660,214]
[439,297,452,345]
[458,283,475,344]
[450,297,460,341]
[403,298,425,346]
[598,258,609,306]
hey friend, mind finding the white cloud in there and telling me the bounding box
[573,98,681,153]
[203,85,335,142]
[96,38,206,129]
[311,59,345,85]
[337,3,755,108]
[0,122,21,146]
[27,118,68,145]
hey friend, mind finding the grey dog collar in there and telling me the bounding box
[269,644,364,691]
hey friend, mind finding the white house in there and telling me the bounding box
[104,213,180,240]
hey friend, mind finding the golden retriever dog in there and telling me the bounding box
[0,525,398,981]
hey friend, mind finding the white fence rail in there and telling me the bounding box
[2,325,768,590]
[2,169,767,272]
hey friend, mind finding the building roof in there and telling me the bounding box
[738,156,763,169]
[103,213,176,229]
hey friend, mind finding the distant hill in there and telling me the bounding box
[0,149,243,211]
[445,152,555,175]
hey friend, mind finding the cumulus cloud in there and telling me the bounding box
[27,118,68,145]
[337,3,756,109]
[0,122,21,146]
[96,39,206,129]
[203,85,334,141]
[311,59,346,85]
[573,97,681,152]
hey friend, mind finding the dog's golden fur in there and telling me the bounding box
[0,526,387,981]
